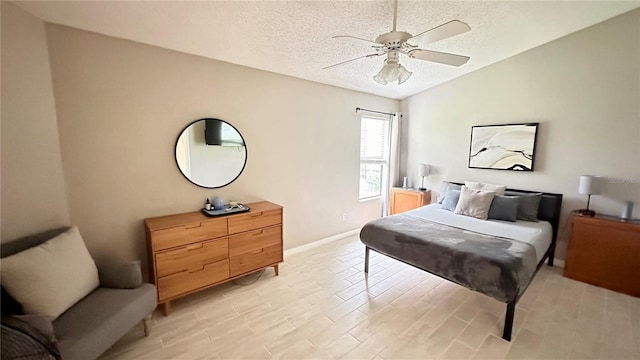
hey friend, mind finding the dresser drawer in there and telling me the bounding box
[155,238,228,278]
[152,219,227,251]
[230,244,282,277]
[229,225,281,257]
[228,209,281,234]
[157,259,229,301]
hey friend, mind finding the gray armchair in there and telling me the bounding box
[1,227,157,360]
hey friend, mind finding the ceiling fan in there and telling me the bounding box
[324,0,471,85]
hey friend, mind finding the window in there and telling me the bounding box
[359,116,391,200]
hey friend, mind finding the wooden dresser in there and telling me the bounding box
[390,188,431,214]
[145,201,283,314]
[564,214,640,297]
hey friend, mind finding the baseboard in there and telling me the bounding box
[285,229,360,257]
[553,259,565,268]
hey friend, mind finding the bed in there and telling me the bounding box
[359,184,563,341]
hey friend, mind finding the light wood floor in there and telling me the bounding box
[100,235,640,360]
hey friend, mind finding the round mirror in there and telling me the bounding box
[175,118,247,188]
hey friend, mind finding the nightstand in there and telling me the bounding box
[390,187,431,215]
[563,214,640,297]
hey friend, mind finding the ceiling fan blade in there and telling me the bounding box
[408,20,471,45]
[322,53,383,70]
[332,35,382,48]
[407,49,470,66]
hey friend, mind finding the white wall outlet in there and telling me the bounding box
[342,213,347,221]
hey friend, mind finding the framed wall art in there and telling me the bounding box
[468,123,539,171]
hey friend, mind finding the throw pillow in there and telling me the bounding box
[464,181,507,195]
[488,195,520,222]
[0,226,100,319]
[510,192,542,221]
[437,182,462,203]
[441,189,461,212]
[454,186,496,220]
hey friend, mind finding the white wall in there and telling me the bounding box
[400,9,640,259]
[1,2,71,242]
[43,24,398,266]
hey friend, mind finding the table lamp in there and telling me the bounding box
[418,164,430,191]
[578,175,603,217]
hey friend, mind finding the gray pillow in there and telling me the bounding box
[488,195,520,222]
[437,182,462,203]
[505,192,542,222]
[441,189,461,212]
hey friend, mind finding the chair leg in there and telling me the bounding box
[364,247,370,273]
[143,314,152,337]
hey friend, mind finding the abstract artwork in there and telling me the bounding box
[468,123,539,171]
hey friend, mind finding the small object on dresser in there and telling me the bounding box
[402,177,409,188]
[418,164,430,191]
[621,201,634,221]
[202,204,250,217]
[204,198,211,210]
[212,197,224,210]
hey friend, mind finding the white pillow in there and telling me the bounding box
[1,226,100,319]
[464,181,507,195]
[455,186,496,220]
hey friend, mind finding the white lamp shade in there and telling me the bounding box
[578,175,603,195]
[418,164,430,177]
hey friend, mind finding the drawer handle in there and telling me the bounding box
[252,230,264,236]
[252,248,265,254]
[185,223,202,230]
[188,266,205,273]
[186,243,203,251]
[250,212,263,218]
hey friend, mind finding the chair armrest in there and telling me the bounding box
[98,260,143,289]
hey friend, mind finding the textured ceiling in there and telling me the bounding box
[15,1,640,100]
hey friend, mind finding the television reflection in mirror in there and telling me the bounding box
[205,119,245,146]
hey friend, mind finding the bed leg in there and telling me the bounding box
[503,301,516,341]
[364,247,370,273]
[547,247,555,267]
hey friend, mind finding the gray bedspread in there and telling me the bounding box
[360,213,538,302]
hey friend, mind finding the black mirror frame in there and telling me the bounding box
[174,118,248,189]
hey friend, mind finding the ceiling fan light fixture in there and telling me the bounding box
[326,0,471,85]
[373,60,412,85]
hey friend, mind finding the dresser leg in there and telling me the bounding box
[273,264,279,276]
[162,301,171,316]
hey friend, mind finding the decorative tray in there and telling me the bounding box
[202,204,250,217]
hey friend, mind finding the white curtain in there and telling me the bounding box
[382,112,401,216]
